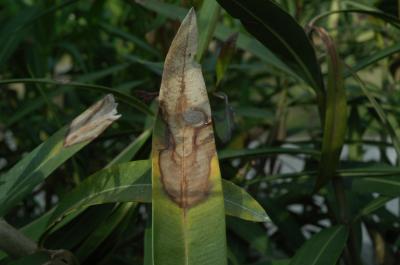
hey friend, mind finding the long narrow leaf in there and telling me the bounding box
[315,28,348,189]
[135,0,297,80]
[0,78,153,116]
[196,0,220,61]
[216,0,324,99]
[353,176,400,196]
[289,225,349,265]
[151,10,227,265]
[0,126,88,217]
[346,66,400,163]
[41,161,267,236]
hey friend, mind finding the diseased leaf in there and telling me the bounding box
[64,94,121,147]
[152,9,227,265]
[0,94,121,217]
[0,161,266,259]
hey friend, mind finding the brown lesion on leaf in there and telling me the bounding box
[158,100,215,209]
[156,8,216,209]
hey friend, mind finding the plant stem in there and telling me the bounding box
[332,177,362,265]
[0,218,38,258]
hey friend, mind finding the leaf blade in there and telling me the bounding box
[151,9,227,265]
[216,0,323,93]
[289,225,349,265]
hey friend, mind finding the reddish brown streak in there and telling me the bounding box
[156,9,215,209]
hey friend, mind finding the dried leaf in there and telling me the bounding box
[157,8,216,208]
[152,8,227,265]
[64,94,121,147]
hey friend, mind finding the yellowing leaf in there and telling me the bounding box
[152,8,227,265]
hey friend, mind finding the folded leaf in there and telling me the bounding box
[64,94,121,147]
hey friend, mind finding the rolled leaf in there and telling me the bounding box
[64,94,121,147]
[314,27,347,190]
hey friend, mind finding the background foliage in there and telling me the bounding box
[1,0,400,264]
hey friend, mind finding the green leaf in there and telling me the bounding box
[75,202,136,261]
[0,6,41,68]
[249,260,290,265]
[310,9,400,30]
[346,66,400,164]
[143,224,153,265]
[227,217,268,254]
[216,0,324,96]
[6,252,50,265]
[216,33,238,86]
[353,176,400,197]
[124,55,163,75]
[289,225,349,265]
[354,196,392,221]
[345,43,400,77]
[99,22,160,57]
[41,161,267,236]
[0,0,79,67]
[0,126,90,217]
[44,161,150,236]
[1,166,265,260]
[219,147,320,160]
[261,198,305,250]
[197,0,220,61]
[136,0,297,80]
[4,64,135,128]
[0,78,153,116]
[107,129,151,166]
[223,180,269,222]
[1,130,152,260]
[315,28,348,189]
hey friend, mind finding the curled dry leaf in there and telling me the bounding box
[64,94,121,147]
